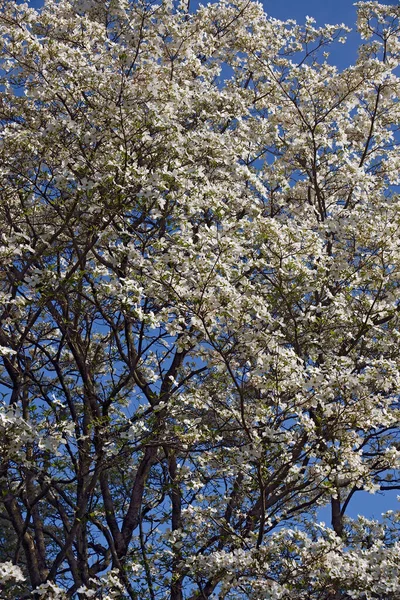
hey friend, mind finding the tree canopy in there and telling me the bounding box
[0,0,400,598]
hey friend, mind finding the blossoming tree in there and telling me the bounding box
[0,0,400,598]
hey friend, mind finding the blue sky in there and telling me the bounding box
[267,0,362,25]
[20,0,400,523]
[266,0,361,67]
[265,0,400,69]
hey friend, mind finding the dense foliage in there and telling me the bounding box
[0,0,400,598]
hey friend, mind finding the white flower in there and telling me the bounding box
[0,562,25,583]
